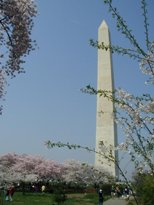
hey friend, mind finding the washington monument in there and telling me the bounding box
[95,20,118,178]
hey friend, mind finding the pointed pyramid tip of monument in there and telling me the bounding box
[99,20,108,29]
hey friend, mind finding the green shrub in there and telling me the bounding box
[133,173,154,205]
[53,189,66,204]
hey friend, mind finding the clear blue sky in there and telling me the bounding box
[0,0,153,172]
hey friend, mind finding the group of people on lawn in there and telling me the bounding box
[4,184,46,201]
[3,183,130,204]
[111,185,130,199]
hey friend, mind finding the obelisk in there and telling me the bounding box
[95,20,118,178]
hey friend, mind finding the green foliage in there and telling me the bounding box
[133,173,154,205]
[53,189,66,204]
[128,202,135,205]
[141,0,150,50]
[95,183,112,195]
[94,0,154,86]
[102,0,148,57]
[45,140,114,162]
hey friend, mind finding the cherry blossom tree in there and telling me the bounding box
[35,158,64,181]
[0,153,64,184]
[63,160,114,186]
[0,153,114,190]
[0,0,37,113]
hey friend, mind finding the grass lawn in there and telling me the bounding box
[1,192,53,205]
[0,192,109,205]
[65,193,99,204]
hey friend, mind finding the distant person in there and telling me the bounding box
[41,185,46,193]
[34,184,39,192]
[9,186,15,201]
[5,187,9,201]
[5,185,15,201]
[124,186,129,199]
[115,186,121,197]
[98,189,104,205]
[111,185,115,197]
